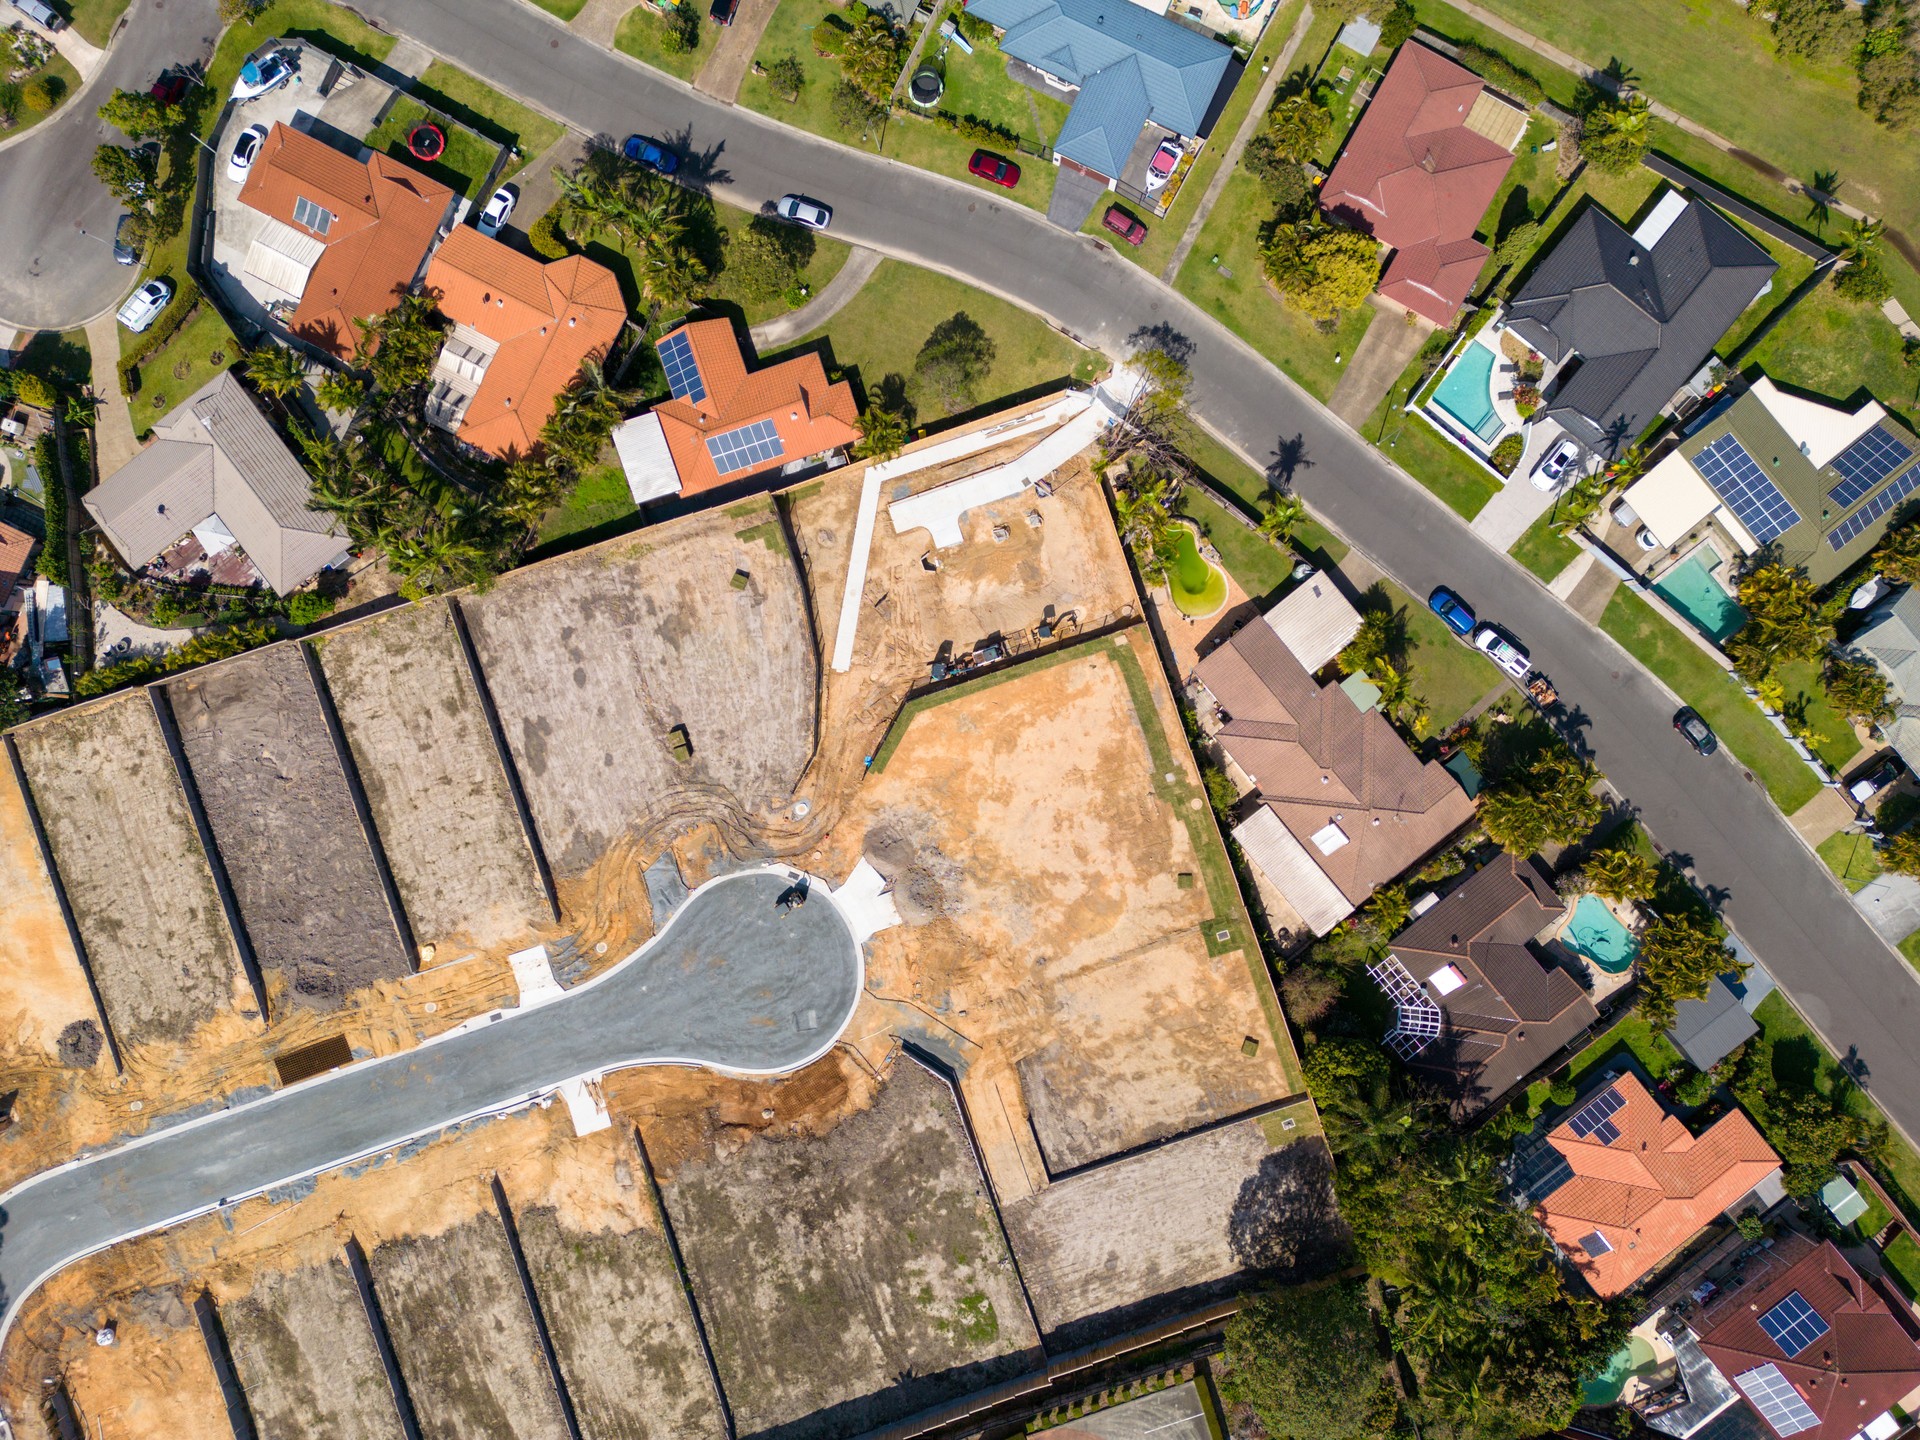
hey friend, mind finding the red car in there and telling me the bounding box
[1102,205,1147,245]
[150,70,191,105]
[967,149,1020,188]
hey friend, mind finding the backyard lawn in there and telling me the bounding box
[1183,488,1295,601]
[1817,830,1883,894]
[1599,589,1820,813]
[410,61,566,174]
[614,2,722,81]
[365,99,503,200]
[536,464,638,550]
[1883,1233,1920,1301]
[1748,278,1920,431]
[1509,509,1580,583]
[1525,1010,1683,1112]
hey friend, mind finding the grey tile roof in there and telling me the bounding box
[1666,975,1760,1071]
[1857,588,1920,700]
[1504,198,1775,456]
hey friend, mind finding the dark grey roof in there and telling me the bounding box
[1666,975,1759,1072]
[1504,198,1776,456]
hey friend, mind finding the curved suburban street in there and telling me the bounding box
[0,867,863,1339]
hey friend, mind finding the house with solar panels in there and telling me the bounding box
[1638,1232,1920,1440]
[610,319,862,504]
[1618,377,1920,589]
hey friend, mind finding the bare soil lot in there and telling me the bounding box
[315,599,549,953]
[221,1258,403,1440]
[657,1058,1040,1439]
[460,501,819,877]
[167,644,410,1011]
[369,1209,571,1440]
[1002,1124,1346,1346]
[11,693,241,1048]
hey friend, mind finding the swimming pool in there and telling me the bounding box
[1563,894,1639,974]
[1653,554,1747,644]
[1582,1336,1659,1405]
[1430,342,1504,445]
[1169,527,1227,616]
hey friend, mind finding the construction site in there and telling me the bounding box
[0,384,1343,1440]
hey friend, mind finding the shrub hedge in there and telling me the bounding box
[117,279,203,397]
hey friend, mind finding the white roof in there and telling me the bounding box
[1262,575,1362,674]
[242,218,325,302]
[1233,806,1353,935]
[1749,375,1885,469]
[1631,189,1692,249]
[192,512,237,555]
[1428,963,1466,996]
[612,412,681,503]
[1622,451,1726,550]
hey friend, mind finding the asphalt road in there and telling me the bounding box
[0,868,861,1346]
[0,0,221,329]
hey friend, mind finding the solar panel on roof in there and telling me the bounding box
[1828,425,1916,508]
[1695,434,1802,546]
[1566,1084,1625,1143]
[1579,1230,1614,1256]
[1509,1131,1575,1205]
[657,330,706,403]
[1828,464,1920,551]
[1758,1291,1830,1357]
[705,418,785,476]
[1734,1364,1822,1437]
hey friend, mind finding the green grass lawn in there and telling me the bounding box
[365,99,502,201]
[537,463,638,549]
[1714,224,1819,363]
[1313,41,1380,168]
[1774,657,1863,773]
[1396,580,1502,730]
[1600,589,1820,812]
[3,52,81,140]
[790,258,1101,423]
[1900,930,1920,975]
[1748,277,1920,431]
[1509,509,1581,583]
[63,0,131,46]
[126,304,241,440]
[1854,1187,1895,1243]
[564,222,850,330]
[1180,425,1348,566]
[411,60,566,176]
[1527,1010,1684,1111]
[614,2,722,81]
[526,0,590,17]
[1364,352,1504,520]
[1817,829,1883,893]
[1183,488,1294,601]
[1883,1233,1920,1300]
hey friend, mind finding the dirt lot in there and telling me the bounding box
[1002,1122,1346,1346]
[10,691,243,1048]
[221,1258,403,1440]
[167,644,411,1011]
[315,599,551,955]
[656,1058,1037,1438]
[459,501,820,878]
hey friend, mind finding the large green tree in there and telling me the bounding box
[1580,846,1661,902]
[1479,748,1604,856]
[1637,912,1743,1029]
[1223,1284,1387,1440]
[913,311,996,415]
[1262,221,1381,321]
[1579,92,1653,174]
[1725,564,1832,683]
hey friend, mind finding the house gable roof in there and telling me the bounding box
[0,518,34,611]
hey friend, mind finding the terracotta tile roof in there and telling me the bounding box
[423,228,627,460]
[1196,616,1474,910]
[1320,41,1520,325]
[0,518,33,610]
[238,124,454,359]
[1694,1238,1920,1440]
[1533,1073,1780,1297]
[649,319,860,495]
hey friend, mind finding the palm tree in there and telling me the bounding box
[1844,217,1885,257]
[316,373,366,415]
[1258,493,1304,546]
[245,342,308,400]
[1396,1242,1485,1354]
[1605,441,1653,486]
[853,404,908,462]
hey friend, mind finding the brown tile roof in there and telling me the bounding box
[1390,854,1598,1110]
[0,518,33,610]
[424,228,628,460]
[238,124,454,359]
[1196,615,1474,906]
[1694,1238,1920,1440]
[649,319,861,495]
[1320,41,1520,325]
[1533,1073,1780,1297]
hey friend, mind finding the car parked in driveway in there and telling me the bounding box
[1102,205,1147,245]
[776,194,831,230]
[1674,706,1718,756]
[116,278,173,333]
[967,150,1020,188]
[710,0,737,23]
[1428,585,1476,637]
[1144,139,1180,191]
[227,123,267,183]
[622,134,680,175]
[1849,757,1904,804]
[476,187,515,238]
[9,0,65,31]
[1472,623,1530,680]
[1531,437,1582,491]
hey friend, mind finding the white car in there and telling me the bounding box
[476,187,515,238]
[1471,623,1531,680]
[1530,437,1582,492]
[776,194,832,231]
[231,52,293,102]
[226,124,267,184]
[116,278,173,333]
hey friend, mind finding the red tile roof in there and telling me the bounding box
[238,124,454,359]
[0,518,34,610]
[650,319,860,495]
[1533,1073,1780,1297]
[1320,42,1519,324]
[1695,1238,1920,1440]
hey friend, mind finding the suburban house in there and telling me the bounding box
[1855,587,1920,770]
[1319,40,1527,326]
[1503,193,1776,456]
[961,0,1235,192]
[1645,1234,1920,1440]
[1620,378,1920,586]
[1510,1072,1782,1297]
[83,372,350,596]
[236,122,457,359]
[420,227,628,460]
[1365,854,1599,1112]
[0,517,34,613]
[1195,597,1473,937]
[610,319,860,503]
[1667,975,1761,1072]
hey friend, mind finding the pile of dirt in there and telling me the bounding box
[56,1020,102,1069]
[861,807,966,926]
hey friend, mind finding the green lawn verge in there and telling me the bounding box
[1366,359,1504,520]
[1396,580,1501,730]
[614,2,722,81]
[65,0,131,46]
[1509,509,1581,583]
[365,98,501,200]
[526,0,589,17]
[1598,589,1819,812]
[1901,930,1920,976]
[127,304,240,440]
[1817,830,1883,894]
[1178,428,1348,568]
[412,60,566,176]
[1774,657,1862,773]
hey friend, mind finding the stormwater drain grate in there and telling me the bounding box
[795,1009,819,1032]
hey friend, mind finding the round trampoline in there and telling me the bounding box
[909,67,944,107]
[407,122,446,162]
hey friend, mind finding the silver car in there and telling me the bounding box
[775,194,831,231]
[116,278,173,333]
[1471,623,1531,680]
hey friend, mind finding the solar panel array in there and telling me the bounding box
[1758,1291,1830,1357]
[706,418,786,477]
[1566,1084,1625,1145]
[1507,1128,1575,1205]
[1695,434,1803,546]
[657,331,706,403]
[1828,465,1920,551]
[1828,425,1916,508]
[1734,1365,1822,1437]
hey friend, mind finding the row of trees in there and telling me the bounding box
[1769,0,1919,132]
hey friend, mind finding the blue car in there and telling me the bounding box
[1428,586,1476,637]
[622,134,680,175]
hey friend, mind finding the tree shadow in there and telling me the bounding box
[1227,1137,1352,1279]
[1125,321,1193,368]
[1771,1035,1823,1092]
[1266,433,1312,490]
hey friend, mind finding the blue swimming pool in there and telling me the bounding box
[1653,554,1747,644]
[1430,343,1504,444]
[1564,894,1639,974]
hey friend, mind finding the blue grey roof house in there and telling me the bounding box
[963,0,1234,180]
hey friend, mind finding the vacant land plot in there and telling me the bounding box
[460,502,818,876]
[39,1284,224,1440]
[515,1203,727,1440]
[1003,1123,1345,1345]
[370,1212,570,1440]
[316,600,549,953]
[12,694,240,1048]
[168,644,410,1011]
[659,1060,1040,1438]
[221,1258,402,1440]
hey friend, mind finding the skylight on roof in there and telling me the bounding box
[291,196,334,237]
[1311,822,1349,855]
[1428,964,1466,996]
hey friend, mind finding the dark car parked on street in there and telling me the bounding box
[1427,585,1476,637]
[1102,206,1147,245]
[1674,706,1719,756]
